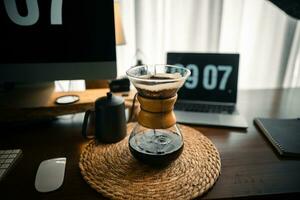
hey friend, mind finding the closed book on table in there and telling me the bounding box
[254,118,300,157]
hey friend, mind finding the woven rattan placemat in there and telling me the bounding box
[79,123,221,200]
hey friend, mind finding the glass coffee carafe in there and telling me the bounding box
[126,64,190,166]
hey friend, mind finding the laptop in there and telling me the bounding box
[167,52,248,128]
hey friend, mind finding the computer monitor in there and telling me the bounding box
[0,0,117,108]
[0,0,116,81]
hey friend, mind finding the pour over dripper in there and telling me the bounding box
[126,65,190,166]
[127,64,189,99]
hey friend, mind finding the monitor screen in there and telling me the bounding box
[167,53,239,103]
[0,0,117,82]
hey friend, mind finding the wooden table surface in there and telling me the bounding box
[0,88,300,199]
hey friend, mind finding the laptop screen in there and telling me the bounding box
[167,53,239,103]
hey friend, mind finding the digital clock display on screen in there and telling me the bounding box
[167,53,239,103]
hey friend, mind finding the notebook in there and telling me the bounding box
[167,53,248,128]
[254,118,300,157]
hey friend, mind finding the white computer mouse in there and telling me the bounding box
[35,157,66,192]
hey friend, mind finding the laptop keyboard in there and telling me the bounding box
[174,102,235,114]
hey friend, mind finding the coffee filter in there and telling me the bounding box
[134,73,182,90]
[127,65,190,99]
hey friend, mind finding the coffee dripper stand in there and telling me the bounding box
[126,65,190,166]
